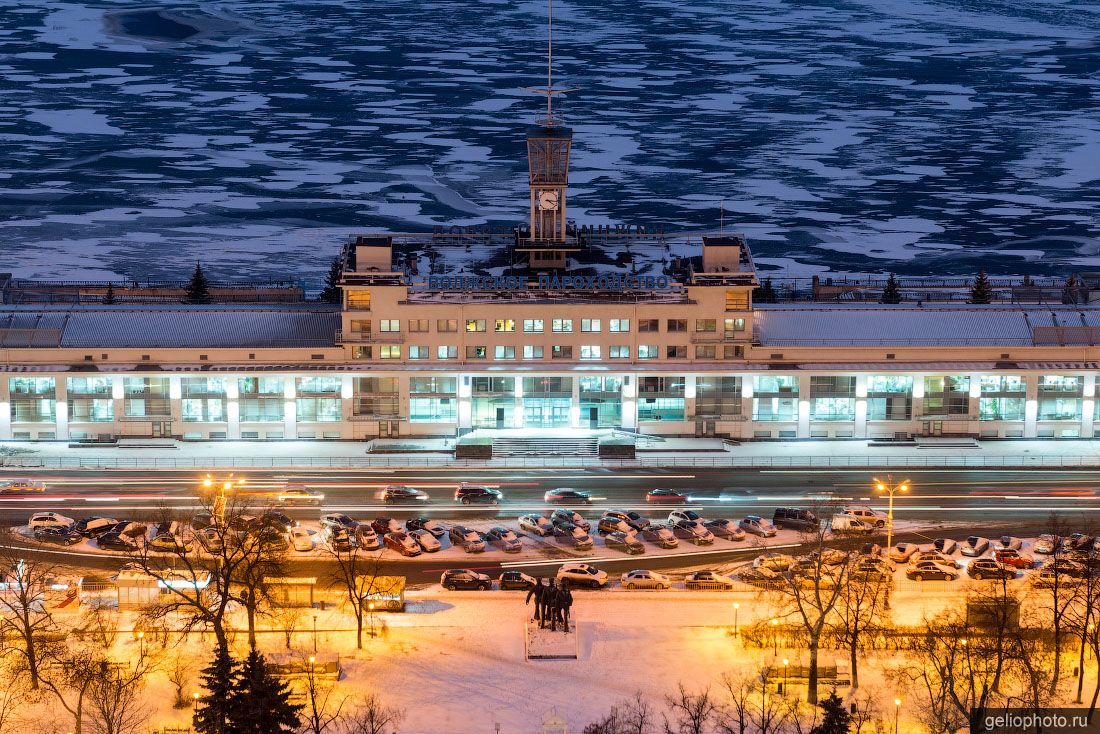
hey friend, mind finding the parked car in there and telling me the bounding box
[380,485,429,504]
[34,526,82,546]
[321,513,358,531]
[96,532,136,552]
[753,552,794,572]
[739,515,776,537]
[73,516,118,538]
[739,566,783,589]
[486,527,522,553]
[995,536,1023,552]
[860,542,883,557]
[370,517,403,536]
[704,518,745,541]
[257,511,295,533]
[550,508,590,532]
[620,570,671,590]
[773,507,819,531]
[842,506,887,528]
[384,531,422,557]
[669,509,706,527]
[449,526,486,553]
[1034,534,1060,555]
[853,558,893,581]
[604,531,645,554]
[107,521,147,540]
[195,527,225,553]
[1065,533,1093,551]
[603,510,650,531]
[684,570,735,590]
[28,512,74,530]
[149,534,193,554]
[406,517,447,538]
[289,527,313,552]
[277,485,324,504]
[909,551,960,569]
[190,513,216,531]
[1033,568,1084,588]
[906,561,958,581]
[0,479,46,493]
[256,529,289,553]
[994,548,1033,569]
[440,569,491,591]
[961,536,991,557]
[519,514,554,537]
[810,548,850,566]
[597,516,634,536]
[557,563,609,589]
[552,522,593,549]
[498,570,537,590]
[639,524,679,548]
[1043,558,1088,579]
[932,538,960,555]
[322,526,355,552]
[646,488,688,503]
[831,514,873,534]
[410,529,442,553]
[355,525,381,551]
[671,519,715,545]
[968,558,1015,580]
[454,483,502,505]
[888,543,922,563]
[544,488,592,504]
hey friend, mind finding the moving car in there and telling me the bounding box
[646,488,688,504]
[0,479,46,493]
[888,543,922,563]
[994,548,1033,569]
[639,524,679,548]
[556,563,609,589]
[28,512,74,529]
[320,514,358,531]
[968,558,1015,580]
[441,569,491,591]
[448,526,486,553]
[772,507,819,531]
[277,485,324,504]
[933,538,960,555]
[384,532,422,557]
[603,510,650,531]
[486,527,522,553]
[34,526,82,546]
[604,531,644,554]
[753,552,794,572]
[550,508,590,532]
[406,517,447,538]
[739,515,776,537]
[544,488,592,504]
[552,522,593,550]
[498,570,537,590]
[370,517,403,536]
[671,519,715,545]
[906,561,958,581]
[289,527,314,552]
[454,483,502,505]
[842,506,887,528]
[519,514,554,537]
[704,519,745,541]
[620,570,671,590]
[1034,534,1059,555]
[961,536,991,557]
[410,529,442,552]
[684,570,735,590]
[380,485,429,504]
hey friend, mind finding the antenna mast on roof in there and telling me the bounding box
[527,0,576,126]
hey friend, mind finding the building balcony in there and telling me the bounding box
[690,332,746,343]
[336,330,402,344]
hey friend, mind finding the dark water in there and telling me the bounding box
[0,0,1097,286]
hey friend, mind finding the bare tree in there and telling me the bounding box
[39,646,102,734]
[662,684,715,734]
[1032,513,1080,693]
[0,552,58,689]
[297,656,348,734]
[340,693,405,734]
[272,604,306,650]
[323,541,387,650]
[85,657,152,734]
[832,556,892,689]
[714,671,755,734]
[165,652,195,709]
[0,660,30,733]
[583,693,654,734]
[747,665,790,734]
[848,689,884,734]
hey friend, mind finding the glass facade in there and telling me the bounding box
[867,376,912,421]
[472,377,517,428]
[695,377,742,417]
[181,377,227,423]
[810,376,855,421]
[637,376,685,422]
[353,377,399,418]
[123,377,170,418]
[752,375,798,421]
[923,375,970,416]
[408,376,457,423]
[238,377,284,422]
[10,377,55,423]
[979,375,1026,421]
[1038,375,1082,420]
[579,376,622,428]
[522,377,572,427]
[67,377,113,423]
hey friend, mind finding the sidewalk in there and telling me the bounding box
[3,437,1100,470]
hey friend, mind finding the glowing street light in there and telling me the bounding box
[732,602,740,637]
[770,617,779,656]
[782,658,789,694]
[873,476,910,554]
[894,698,902,734]
[203,473,244,525]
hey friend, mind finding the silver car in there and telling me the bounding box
[739,515,777,537]
[518,514,554,537]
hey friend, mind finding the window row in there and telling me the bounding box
[351,317,748,335]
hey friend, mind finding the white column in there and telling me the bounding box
[168,377,182,435]
[111,376,125,435]
[911,374,925,425]
[0,377,10,440]
[797,375,811,438]
[514,378,525,429]
[569,376,580,428]
[226,377,240,440]
[1082,374,1095,438]
[621,374,637,430]
[1024,375,1038,439]
[54,378,68,441]
[283,378,297,439]
[341,375,354,423]
[684,375,697,423]
[457,375,472,430]
[854,375,868,438]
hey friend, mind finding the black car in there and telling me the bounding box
[549,508,590,532]
[772,508,819,532]
[256,511,295,533]
[72,516,117,538]
[454,485,502,505]
[440,569,492,590]
[382,485,429,504]
[370,516,401,536]
[604,531,645,554]
[106,521,147,539]
[96,532,136,552]
[406,517,447,538]
[968,559,1016,581]
[544,488,593,505]
[190,512,216,531]
[486,527,522,552]
[498,570,537,590]
[34,526,82,546]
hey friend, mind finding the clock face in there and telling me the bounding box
[539,190,559,211]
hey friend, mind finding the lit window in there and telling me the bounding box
[610,345,630,359]
[494,345,516,360]
[437,346,457,360]
[408,346,429,360]
[552,319,573,333]
[609,319,630,332]
[437,319,458,332]
[581,319,601,333]
[495,319,515,333]
[726,290,750,310]
[523,345,544,360]
[523,319,544,333]
[466,346,487,359]
[379,320,400,333]
[466,319,486,332]
[638,345,658,359]
[346,291,371,309]
[580,345,601,360]
[380,345,401,359]
[695,319,716,332]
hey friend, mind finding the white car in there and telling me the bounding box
[888,543,922,563]
[410,529,441,553]
[739,515,777,537]
[277,485,324,504]
[0,479,46,493]
[961,536,991,557]
[1034,534,1059,555]
[556,562,609,589]
[289,527,313,552]
[753,552,795,572]
[620,569,671,590]
[842,506,887,528]
[668,509,706,528]
[831,514,873,534]
[28,512,74,529]
[518,514,554,537]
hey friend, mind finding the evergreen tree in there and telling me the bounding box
[103,283,116,305]
[880,272,902,304]
[755,277,777,304]
[1062,275,1079,305]
[968,270,993,304]
[810,692,852,734]
[194,648,237,734]
[226,650,301,734]
[184,262,213,304]
[319,257,342,304]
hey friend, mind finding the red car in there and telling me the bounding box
[994,549,1034,569]
[645,488,688,503]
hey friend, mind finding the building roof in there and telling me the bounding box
[754,305,1100,347]
[0,305,340,349]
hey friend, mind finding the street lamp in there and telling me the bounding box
[136,630,144,657]
[732,602,740,637]
[894,698,902,734]
[770,617,779,656]
[368,601,377,638]
[312,612,319,653]
[191,692,200,708]
[782,658,789,694]
[203,473,244,525]
[873,476,910,554]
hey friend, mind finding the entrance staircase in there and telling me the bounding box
[491,436,599,458]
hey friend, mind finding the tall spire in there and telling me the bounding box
[528,0,575,127]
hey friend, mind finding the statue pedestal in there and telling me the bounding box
[524,619,579,660]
